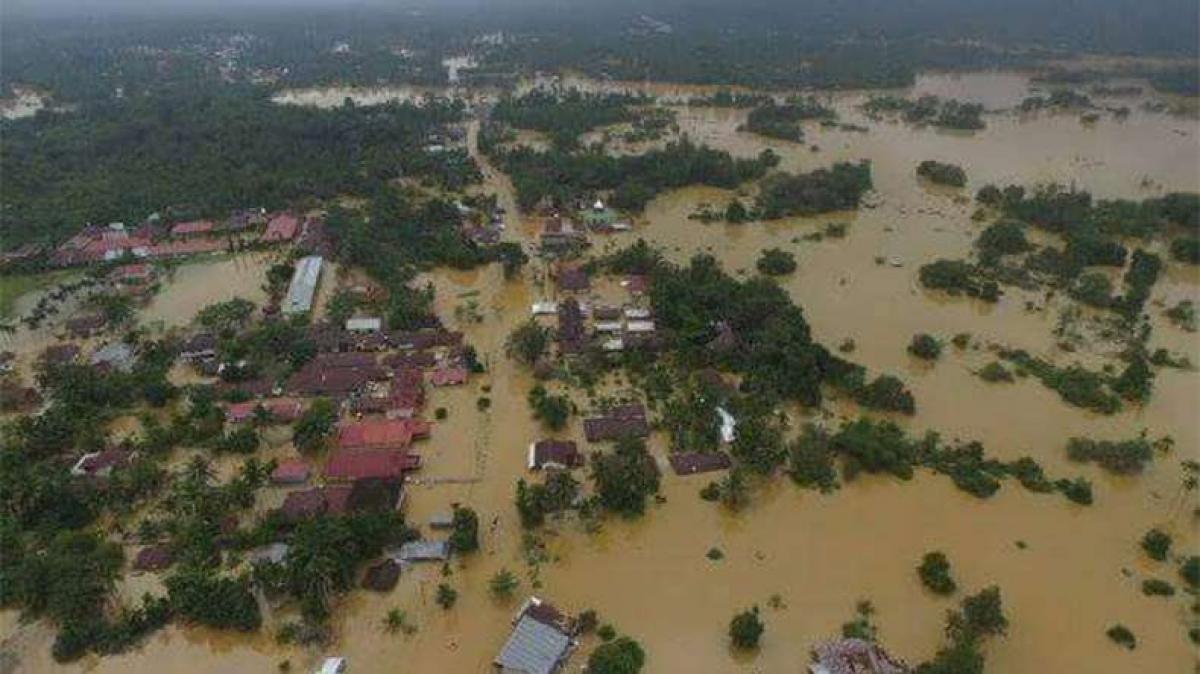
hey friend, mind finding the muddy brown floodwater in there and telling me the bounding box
[3,71,1198,674]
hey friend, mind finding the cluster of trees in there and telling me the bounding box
[999,348,1148,413]
[754,161,873,220]
[755,248,797,275]
[590,437,661,517]
[791,416,1092,503]
[2,89,476,247]
[916,160,967,187]
[862,95,985,130]
[740,97,835,142]
[528,384,571,430]
[481,132,778,212]
[491,89,646,147]
[515,472,580,527]
[919,260,1001,301]
[915,587,1009,674]
[918,551,957,595]
[974,184,1192,308]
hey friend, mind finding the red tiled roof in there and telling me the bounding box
[271,458,311,484]
[325,449,420,481]
[226,398,304,423]
[429,366,468,387]
[112,263,152,281]
[337,419,430,450]
[264,214,300,242]
[170,220,216,236]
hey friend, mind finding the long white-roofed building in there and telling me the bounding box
[282,255,323,315]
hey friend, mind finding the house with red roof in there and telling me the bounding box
[225,398,305,424]
[170,220,217,238]
[337,418,431,450]
[325,449,421,481]
[263,213,300,242]
[271,458,311,484]
[430,366,468,387]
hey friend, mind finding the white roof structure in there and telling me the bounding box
[594,321,623,333]
[283,256,323,315]
[392,540,451,562]
[623,307,651,319]
[716,406,737,444]
[601,338,624,352]
[345,317,382,332]
[625,320,656,333]
[531,301,558,316]
[315,657,347,674]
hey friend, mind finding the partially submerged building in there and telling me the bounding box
[493,597,577,674]
[808,638,909,674]
[282,255,323,315]
[583,404,650,442]
[528,440,583,471]
[392,540,451,563]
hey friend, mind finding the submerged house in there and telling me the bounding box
[494,597,577,674]
[583,404,650,442]
[528,440,583,471]
[392,540,451,563]
[809,638,908,674]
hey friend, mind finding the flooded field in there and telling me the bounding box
[3,70,1198,673]
[139,254,276,329]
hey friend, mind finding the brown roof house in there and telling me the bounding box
[583,404,650,442]
[527,440,584,471]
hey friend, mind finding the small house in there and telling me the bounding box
[429,512,455,530]
[531,301,558,316]
[170,220,217,238]
[362,559,401,591]
[668,452,732,476]
[430,366,468,387]
[41,343,81,366]
[392,540,451,563]
[133,545,175,572]
[67,313,106,338]
[345,317,383,333]
[528,440,583,471]
[179,333,217,361]
[71,449,133,478]
[247,542,290,566]
[91,342,137,373]
[271,458,311,485]
[325,449,421,481]
[263,213,299,242]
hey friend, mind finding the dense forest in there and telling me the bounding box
[0,88,475,246]
[2,0,1197,107]
[490,89,649,148]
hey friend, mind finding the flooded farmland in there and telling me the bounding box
[3,70,1198,674]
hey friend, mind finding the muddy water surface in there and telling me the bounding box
[4,71,1198,674]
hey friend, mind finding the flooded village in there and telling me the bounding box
[2,50,1199,674]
